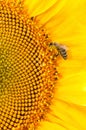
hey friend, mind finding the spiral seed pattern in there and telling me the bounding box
[0,1,58,130]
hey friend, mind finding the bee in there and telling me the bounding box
[49,42,67,60]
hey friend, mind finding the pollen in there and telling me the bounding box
[0,1,59,130]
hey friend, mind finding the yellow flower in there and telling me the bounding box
[0,0,86,130]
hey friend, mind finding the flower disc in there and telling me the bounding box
[0,1,58,130]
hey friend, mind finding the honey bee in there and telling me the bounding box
[49,42,67,60]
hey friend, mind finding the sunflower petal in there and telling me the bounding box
[51,100,86,130]
[38,99,86,130]
[24,0,57,17]
[36,0,86,44]
[56,72,86,105]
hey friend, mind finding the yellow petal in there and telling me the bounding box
[36,0,86,44]
[38,99,86,130]
[36,0,86,130]
[57,71,86,105]
[24,0,57,17]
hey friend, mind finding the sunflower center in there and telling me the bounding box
[0,1,58,130]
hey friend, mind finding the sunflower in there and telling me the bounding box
[0,0,86,130]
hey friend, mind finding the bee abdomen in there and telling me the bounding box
[59,47,67,60]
